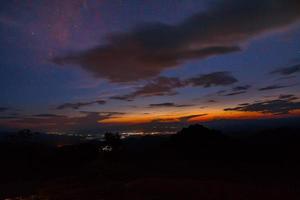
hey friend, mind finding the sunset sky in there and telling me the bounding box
[0,0,300,132]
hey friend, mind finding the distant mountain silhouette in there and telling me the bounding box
[171,124,228,146]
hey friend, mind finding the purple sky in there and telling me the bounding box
[0,0,300,132]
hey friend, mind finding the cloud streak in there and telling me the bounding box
[177,114,208,122]
[223,91,247,96]
[151,114,207,123]
[258,84,291,91]
[111,71,237,101]
[186,71,237,87]
[0,107,9,112]
[224,94,300,115]
[232,85,251,91]
[271,64,300,76]
[221,84,251,96]
[110,76,184,101]
[149,103,192,108]
[32,114,65,118]
[0,111,126,131]
[56,100,106,110]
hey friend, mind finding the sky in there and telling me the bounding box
[0,0,300,132]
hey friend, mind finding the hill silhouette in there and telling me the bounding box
[171,124,228,145]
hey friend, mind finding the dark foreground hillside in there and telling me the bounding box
[1,125,300,200]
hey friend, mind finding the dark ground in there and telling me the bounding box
[1,125,300,200]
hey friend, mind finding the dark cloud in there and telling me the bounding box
[53,0,300,83]
[258,84,290,91]
[279,94,298,101]
[149,103,192,108]
[223,91,247,96]
[151,114,207,123]
[0,114,63,121]
[271,64,300,75]
[232,85,251,91]
[224,94,300,115]
[208,100,217,103]
[100,112,126,115]
[186,71,237,87]
[221,84,251,96]
[8,112,99,130]
[110,96,133,101]
[110,76,184,101]
[33,114,65,118]
[112,72,237,101]
[0,116,19,120]
[1,111,126,130]
[238,103,250,106]
[56,100,106,110]
[0,108,19,120]
[177,114,208,122]
[0,107,9,112]
[80,111,126,122]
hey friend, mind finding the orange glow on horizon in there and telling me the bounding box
[99,109,300,125]
[1,109,299,130]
